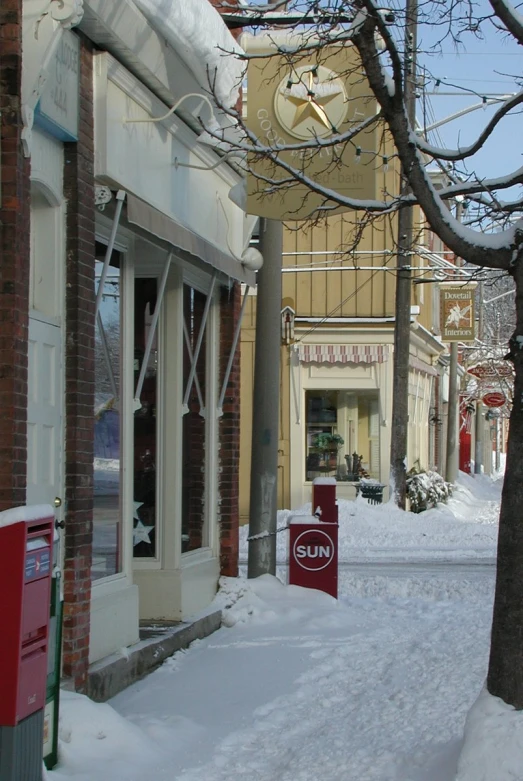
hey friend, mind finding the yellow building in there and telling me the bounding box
[239,208,449,520]
[239,35,448,520]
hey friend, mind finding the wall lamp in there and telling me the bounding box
[217,196,263,271]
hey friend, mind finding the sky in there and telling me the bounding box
[47,469,523,781]
[416,0,523,195]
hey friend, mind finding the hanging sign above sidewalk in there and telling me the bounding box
[243,35,379,220]
[482,391,506,408]
[440,286,475,342]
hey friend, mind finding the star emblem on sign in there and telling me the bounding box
[274,65,349,141]
[286,71,339,132]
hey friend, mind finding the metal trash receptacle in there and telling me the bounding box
[357,483,385,505]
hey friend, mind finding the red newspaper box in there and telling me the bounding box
[0,508,53,726]
[288,517,338,598]
[311,477,338,524]
[288,478,338,598]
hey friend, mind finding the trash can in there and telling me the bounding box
[357,482,385,505]
[44,529,63,771]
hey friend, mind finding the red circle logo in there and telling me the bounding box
[482,392,506,408]
[292,529,335,572]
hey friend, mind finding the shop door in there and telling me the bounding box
[27,317,63,514]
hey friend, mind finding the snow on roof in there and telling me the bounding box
[133,0,245,109]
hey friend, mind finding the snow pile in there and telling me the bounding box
[240,472,502,564]
[49,691,168,780]
[214,573,338,627]
[133,0,245,108]
[456,687,523,781]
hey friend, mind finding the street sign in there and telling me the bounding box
[482,391,506,408]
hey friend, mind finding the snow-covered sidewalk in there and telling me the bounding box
[49,472,522,781]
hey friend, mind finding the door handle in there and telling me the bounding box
[54,497,62,508]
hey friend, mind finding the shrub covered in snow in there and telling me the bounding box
[406,468,452,513]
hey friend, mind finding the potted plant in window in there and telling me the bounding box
[312,432,345,471]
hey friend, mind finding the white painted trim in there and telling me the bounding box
[205,293,219,557]
[181,547,213,567]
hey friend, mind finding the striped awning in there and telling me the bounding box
[297,344,389,365]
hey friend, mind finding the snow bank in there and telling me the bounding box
[240,472,501,564]
[50,691,168,780]
[133,0,245,108]
[214,573,338,628]
[456,687,523,781]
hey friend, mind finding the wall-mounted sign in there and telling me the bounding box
[34,30,80,142]
[244,36,379,220]
[482,391,506,408]
[441,286,475,342]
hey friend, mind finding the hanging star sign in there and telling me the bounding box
[133,520,154,546]
[284,70,341,133]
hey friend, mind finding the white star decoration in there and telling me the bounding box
[133,520,154,546]
[133,501,143,521]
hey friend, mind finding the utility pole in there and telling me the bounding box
[247,218,283,578]
[445,201,465,484]
[474,281,484,474]
[390,0,418,508]
[247,0,284,578]
[446,342,459,482]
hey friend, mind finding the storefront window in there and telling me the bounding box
[93,250,122,580]
[305,390,380,481]
[182,284,208,553]
[133,278,158,558]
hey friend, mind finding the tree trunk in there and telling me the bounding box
[487,260,523,707]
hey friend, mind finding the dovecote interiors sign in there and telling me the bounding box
[244,37,379,220]
[441,286,476,342]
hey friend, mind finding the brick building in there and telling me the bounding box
[1,0,249,691]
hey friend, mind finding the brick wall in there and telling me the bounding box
[218,284,242,577]
[0,0,30,510]
[62,35,96,691]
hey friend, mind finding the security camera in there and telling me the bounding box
[376,8,395,24]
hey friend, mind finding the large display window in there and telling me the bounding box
[182,283,209,553]
[305,390,380,481]
[133,277,159,558]
[93,246,123,580]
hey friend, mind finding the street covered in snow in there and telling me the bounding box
[47,471,523,781]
